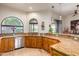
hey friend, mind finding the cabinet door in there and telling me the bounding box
[42,37,49,51]
[8,37,15,51]
[25,36,43,48]
[4,38,9,52]
[31,36,37,48]
[0,38,6,52]
[24,36,32,48]
[36,36,42,48]
[0,37,15,53]
[0,38,9,52]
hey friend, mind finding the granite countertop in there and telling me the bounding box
[0,35,25,39]
[0,34,41,39]
[45,35,79,56]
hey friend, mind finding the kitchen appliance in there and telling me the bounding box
[15,36,23,49]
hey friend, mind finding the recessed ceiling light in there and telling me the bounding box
[29,7,32,9]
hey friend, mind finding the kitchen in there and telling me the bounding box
[0,3,79,56]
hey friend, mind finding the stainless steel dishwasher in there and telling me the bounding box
[15,36,24,49]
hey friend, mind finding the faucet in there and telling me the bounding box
[11,27,16,36]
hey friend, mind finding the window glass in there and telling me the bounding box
[33,24,38,32]
[2,26,13,33]
[29,18,38,33]
[2,17,23,26]
[15,27,23,33]
[1,16,23,34]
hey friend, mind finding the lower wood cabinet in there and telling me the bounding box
[0,35,61,55]
[0,38,8,52]
[31,36,37,48]
[36,36,43,48]
[0,37,15,53]
[25,36,60,55]
[42,37,49,51]
[24,36,32,48]
[24,36,42,48]
[42,37,60,53]
[8,37,15,51]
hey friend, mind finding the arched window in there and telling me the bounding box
[29,18,38,33]
[1,16,24,34]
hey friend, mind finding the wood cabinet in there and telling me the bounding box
[36,36,42,48]
[24,36,42,48]
[0,37,15,53]
[0,38,8,52]
[31,36,37,48]
[24,36,32,48]
[42,37,60,53]
[0,35,60,55]
[8,37,15,51]
[25,36,59,54]
[42,37,49,51]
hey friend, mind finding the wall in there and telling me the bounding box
[0,5,60,34]
[26,11,60,33]
[62,14,79,32]
[0,5,27,34]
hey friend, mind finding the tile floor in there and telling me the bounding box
[1,48,50,56]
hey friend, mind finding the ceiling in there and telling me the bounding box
[1,3,79,16]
